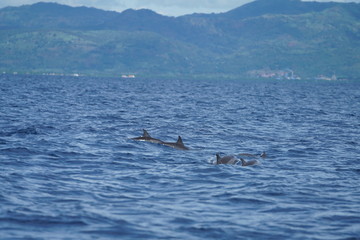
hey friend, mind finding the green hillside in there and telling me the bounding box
[0,0,359,79]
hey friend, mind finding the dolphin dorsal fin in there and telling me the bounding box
[216,154,221,164]
[240,158,247,166]
[176,136,184,145]
[143,129,151,138]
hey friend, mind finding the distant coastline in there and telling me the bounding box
[0,0,359,79]
[2,71,356,82]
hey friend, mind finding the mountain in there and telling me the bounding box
[0,2,117,29]
[222,0,338,19]
[0,0,359,79]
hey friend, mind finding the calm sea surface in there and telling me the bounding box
[0,75,359,240]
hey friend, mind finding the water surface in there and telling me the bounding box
[1,75,359,239]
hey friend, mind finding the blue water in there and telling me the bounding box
[1,75,359,240]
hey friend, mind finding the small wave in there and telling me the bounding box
[0,215,87,227]
[179,225,227,239]
[262,206,305,213]
[228,196,272,205]
[16,126,38,135]
[170,217,195,225]
[0,147,36,155]
[0,125,57,137]
[0,126,38,136]
[0,130,14,137]
[52,150,85,158]
[80,217,155,239]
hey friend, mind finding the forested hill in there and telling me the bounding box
[1,0,359,79]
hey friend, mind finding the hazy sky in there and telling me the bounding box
[0,0,359,16]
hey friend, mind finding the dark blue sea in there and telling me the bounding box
[1,75,359,240]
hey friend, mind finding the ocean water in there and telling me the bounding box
[0,75,359,240]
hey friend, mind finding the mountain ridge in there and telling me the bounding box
[0,0,359,79]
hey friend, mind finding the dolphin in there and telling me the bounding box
[161,136,189,150]
[215,154,239,165]
[239,158,259,167]
[131,129,163,144]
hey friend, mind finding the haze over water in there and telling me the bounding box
[1,75,359,239]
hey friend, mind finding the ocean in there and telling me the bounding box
[1,75,359,239]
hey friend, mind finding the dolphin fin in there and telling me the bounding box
[216,153,221,164]
[143,129,151,138]
[240,158,246,166]
[176,136,184,146]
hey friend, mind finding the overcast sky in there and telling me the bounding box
[0,0,359,16]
